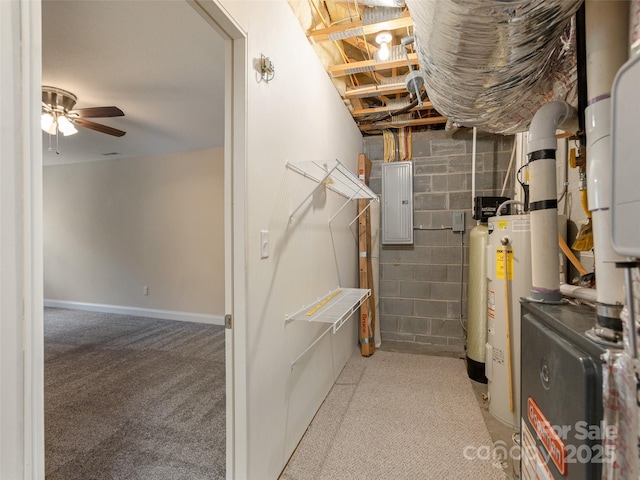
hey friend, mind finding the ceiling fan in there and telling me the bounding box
[41,86,126,138]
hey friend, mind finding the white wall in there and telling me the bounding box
[1,3,28,476]
[5,1,363,478]
[1,1,44,478]
[43,148,225,319]
[220,1,364,478]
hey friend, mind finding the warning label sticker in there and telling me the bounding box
[512,217,530,232]
[487,289,495,332]
[492,347,504,365]
[527,397,567,476]
[521,420,554,480]
[496,248,514,280]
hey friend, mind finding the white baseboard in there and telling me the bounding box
[43,300,225,326]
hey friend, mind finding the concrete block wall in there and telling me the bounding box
[364,130,515,354]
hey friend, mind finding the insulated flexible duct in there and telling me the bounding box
[405,0,582,134]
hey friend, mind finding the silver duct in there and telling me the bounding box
[405,0,582,134]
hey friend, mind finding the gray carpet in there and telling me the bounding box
[44,308,225,480]
[281,350,507,480]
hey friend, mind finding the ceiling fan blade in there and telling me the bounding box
[73,118,126,137]
[70,106,124,118]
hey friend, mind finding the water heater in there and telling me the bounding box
[485,214,532,429]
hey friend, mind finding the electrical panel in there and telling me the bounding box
[382,161,413,244]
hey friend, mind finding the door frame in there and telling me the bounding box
[188,1,249,477]
[17,0,249,477]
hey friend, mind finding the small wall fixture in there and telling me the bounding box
[258,54,275,83]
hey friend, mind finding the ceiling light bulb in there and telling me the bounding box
[375,31,393,62]
[375,31,392,46]
[378,42,390,61]
[41,113,57,135]
[57,115,78,136]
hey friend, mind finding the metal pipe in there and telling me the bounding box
[622,265,638,359]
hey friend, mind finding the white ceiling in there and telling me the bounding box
[42,0,225,166]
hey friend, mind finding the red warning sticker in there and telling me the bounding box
[528,397,567,476]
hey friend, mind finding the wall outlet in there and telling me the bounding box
[452,211,465,232]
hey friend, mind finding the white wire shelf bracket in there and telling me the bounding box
[287,287,371,368]
[286,160,378,224]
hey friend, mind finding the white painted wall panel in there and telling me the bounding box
[221,1,363,477]
[43,148,225,316]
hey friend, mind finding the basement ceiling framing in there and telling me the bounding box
[290,1,447,135]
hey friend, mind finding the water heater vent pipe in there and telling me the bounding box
[583,0,628,332]
[526,101,577,302]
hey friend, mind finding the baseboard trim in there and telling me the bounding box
[43,300,225,326]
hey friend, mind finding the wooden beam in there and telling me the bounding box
[352,100,435,117]
[344,59,386,84]
[358,153,375,357]
[342,37,374,59]
[359,116,448,131]
[328,53,418,77]
[349,97,364,111]
[308,10,413,43]
[344,82,412,99]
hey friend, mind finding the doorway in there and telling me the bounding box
[21,0,247,477]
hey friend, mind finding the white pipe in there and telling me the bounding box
[586,0,630,101]
[586,100,625,308]
[584,1,628,325]
[527,102,576,154]
[560,283,598,303]
[496,200,524,216]
[500,140,517,197]
[526,101,577,302]
[471,127,477,211]
[513,132,527,205]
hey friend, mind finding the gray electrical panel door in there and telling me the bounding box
[382,161,413,244]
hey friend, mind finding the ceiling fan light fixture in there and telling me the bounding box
[41,86,126,144]
[57,115,78,136]
[41,113,57,135]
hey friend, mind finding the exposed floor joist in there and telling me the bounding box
[308,11,413,44]
[328,54,419,78]
[293,2,447,134]
[352,100,435,117]
[359,116,448,132]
